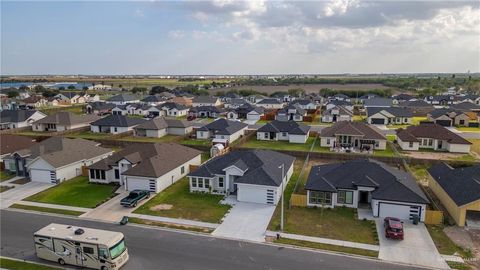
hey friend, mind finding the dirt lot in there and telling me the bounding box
[444,227,480,269]
[211,83,393,94]
[402,151,475,161]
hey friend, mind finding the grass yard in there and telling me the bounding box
[469,139,480,155]
[24,176,118,208]
[0,186,14,193]
[134,177,230,223]
[179,138,212,147]
[456,126,480,132]
[275,238,379,258]
[242,137,315,152]
[408,164,430,184]
[372,143,399,157]
[201,152,211,163]
[40,105,84,115]
[450,154,477,162]
[119,135,182,143]
[0,258,62,270]
[9,204,85,216]
[426,225,473,259]
[386,134,396,142]
[446,261,472,270]
[129,217,214,234]
[0,171,16,182]
[352,115,366,122]
[67,131,113,140]
[412,117,428,125]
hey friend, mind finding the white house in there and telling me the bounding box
[0,110,46,130]
[256,98,284,109]
[257,120,311,143]
[188,150,295,205]
[105,94,139,105]
[196,118,248,144]
[320,121,387,151]
[366,107,413,125]
[191,96,222,107]
[321,106,353,123]
[32,112,100,132]
[90,115,147,134]
[134,117,194,137]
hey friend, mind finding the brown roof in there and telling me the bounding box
[33,112,100,126]
[89,143,201,178]
[25,137,112,168]
[397,123,472,144]
[22,95,45,104]
[320,121,387,140]
[0,134,37,155]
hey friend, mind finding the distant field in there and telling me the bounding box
[210,83,393,94]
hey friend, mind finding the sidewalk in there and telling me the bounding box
[129,213,219,229]
[266,231,380,252]
[15,200,91,212]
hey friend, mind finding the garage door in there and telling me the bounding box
[30,169,56,184]
[378,202,421,221]
[371,118,385,124]
[238,185,277,205]
[435,119,452,127]
[126,177,155,192]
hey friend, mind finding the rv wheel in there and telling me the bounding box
[101,266,108,270]
[58,258,65,265]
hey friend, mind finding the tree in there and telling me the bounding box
[67,85,76,90]
[288,88,305,97]
[82,86,88,91]
[34,85,46,93]
[7,91,19,98]
[131,87,147,94]
[58,86,65,90]
[150,85,170,95]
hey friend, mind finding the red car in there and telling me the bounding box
[384,217,404,240]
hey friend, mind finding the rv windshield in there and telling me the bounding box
[109,238,126,259]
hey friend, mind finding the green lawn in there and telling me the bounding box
[352,115,366,122]
[426,225,473,259]
[0,258,62,270]
[468,139,480,155]
[10,204,85,216]
[386,134,396,142]
[179,139,212,147]
[0,186,14,193]
[134,177,230,223]
[450,154,477,162]
[40,105,84,115]
[119,135,182,143]
[0,171,16,182]
[242,137,315,152]
[372,143,399,157]
[201,152,210,163]
[455,126,480,132]
[275,238,379,258]
[387,124,410,130]
[24,176,118,208]
[129,217,214,234]
[66,131,113,140]
[408,164,430,183]
[412,117,428,125]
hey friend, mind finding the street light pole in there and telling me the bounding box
[279,163,285,231]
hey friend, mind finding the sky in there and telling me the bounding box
[1,0,479,75]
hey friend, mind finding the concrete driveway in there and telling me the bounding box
[0,182,53,209]
[212,201,276,242]
[80,188,153,222]
[376,220,449,269]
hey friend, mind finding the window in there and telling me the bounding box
[198,178,204,188]
[409,142,413,148]
[309,191,332,205]
[326,138,330,145]
[264,133,269,139]
[100,170,106,180]
[83,246,95,254]
[191,178,197,187]
[218,177,224,188]
[282,132,287,137]
[205,179,210,189]
[114,169,119,179]
[90,169,95,179]
[375,141,379,147]
[428,139,433,146]
[337,190,353,204]
[181,166,185,174]
[404,118,408,123]
[95,170,100,179]
[114,127,118,132]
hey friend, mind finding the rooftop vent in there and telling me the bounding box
[74,228,85,235]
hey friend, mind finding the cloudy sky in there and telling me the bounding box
[1,1,479,75]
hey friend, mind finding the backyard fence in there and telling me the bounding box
[290,194,307,207]
[424,210,444,225]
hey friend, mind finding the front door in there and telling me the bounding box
[359,191,369,204]
[438,140,443,149]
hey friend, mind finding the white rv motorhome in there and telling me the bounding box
[34,223,129,270]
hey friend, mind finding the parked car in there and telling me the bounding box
[384,217,404,240]
[187,115,196,121]
[120,190,150,207]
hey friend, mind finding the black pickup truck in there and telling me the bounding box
[120,190,150,207]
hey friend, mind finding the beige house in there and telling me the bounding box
[428,163,480,227]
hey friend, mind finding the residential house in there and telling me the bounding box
[171,96,193,107]
[257,120,311,143]
[427,108,470,127]
[126,103,151,116]
[363,98,393,108]
[224,98,248,109]
[88,84,112,91]
[321,106,353,123]
[47,96,70,106]
[366,107,413,125]
[290,99,318,110]
[392,94,416,104]
[134,117,194,137]
[85,102,115,115]
[396,123,471,153]
[32,112,100,132]
[305,159,429,221]
[456,94,480,105]
[425,95,456,106]
[450,102,480,113]
[111,105,129,116]
[272,93,295,103]
[21,95,48,109]
[275,104,307,122]
[90,115,147,134]
[160,102,189,117]
[401,100,435,116]
[105,94,139,105]
[191,96,222,107]
[325,100,354,112]
[330,94,351,102]
[88,143,201,193]
[188,149,295,205]
[0,110,46,130]
[57,92,87,104]
[428,163,480,227]
[3,137,112,183]
[189,106,224,118]
[196,118,248,144]
[256,98,284,109]
[226,103,264,121]
[141,94,169,106]
[0,134,36,165]
[247,94,267,104]
[0,88,30,99]
[320,121,387,151]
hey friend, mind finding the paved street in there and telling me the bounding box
[1,210,427,270]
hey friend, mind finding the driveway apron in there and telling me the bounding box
[1,182,53,209]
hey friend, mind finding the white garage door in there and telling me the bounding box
[126,177,155,192]
[30,169,56,184]
[238,185,277,205]
[378,202,420,221]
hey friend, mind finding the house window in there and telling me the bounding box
[375,141,379,147]
[114,127,118,133]
[337,190,353,204]
[326,138,330,145]
[205,179,210,189]
[264,133,269,139]
[282,132,287,137]
[181,166,185,174]
[95,170,101,179]
[309,191,332,205]
[404,118,408,123]
[428,139,433,146]
[100,170,106,180]
[218,177,224,188]
[191,178,197,187]
[198,178,204,188]
[409,142,413,148]
[114,169,119,179]
[90,169,95,179]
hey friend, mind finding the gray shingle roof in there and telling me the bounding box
[106,94,138,102]
[90,115,147,127]
[134,117,193,130]
[192,96,218,104]
[257,98,282,104]
[33,112,100,126]
[305,159,429,204]
[200,118,248,135]
[320,121,386,140]
[0,110,42,123]
[258,120,311,135]
[428,163,480,206]
[396,123,471,144]
[363,98,393,107]
[367,107,413,118]
[188,149,295,187]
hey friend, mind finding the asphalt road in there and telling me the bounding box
[0,210,427,270]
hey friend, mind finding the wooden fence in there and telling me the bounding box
[290,194,307,207]
[424,210,444,225]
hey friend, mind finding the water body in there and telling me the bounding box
[0,82,93,89]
